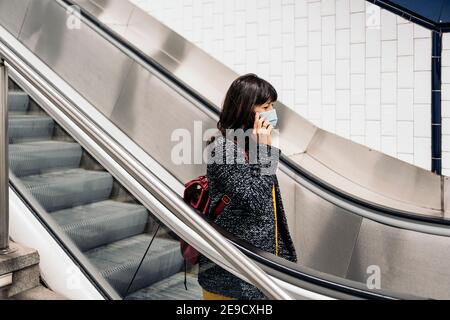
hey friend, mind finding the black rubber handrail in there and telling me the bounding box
[56,0,441,300]
[205,218,422,300]
[61,0,450,228]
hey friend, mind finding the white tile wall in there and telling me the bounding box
[132,0,433,172]
[381,40,397,72]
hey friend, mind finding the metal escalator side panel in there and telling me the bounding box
[68,0,443,218]
[0,0,31,38]
[305,128,441,213]
[0,0,446,300]
[5,67,291,299]
[18,0,133,118]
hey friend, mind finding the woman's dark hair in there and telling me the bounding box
[208,73,277,147]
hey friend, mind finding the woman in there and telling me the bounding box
[198,73,298,300]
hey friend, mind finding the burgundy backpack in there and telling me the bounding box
[180,145,248,265]
[180,175,231,265]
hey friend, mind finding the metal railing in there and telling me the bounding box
[0,59,11,255]
[0,42,292,299]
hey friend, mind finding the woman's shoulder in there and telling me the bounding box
[206,134,247,167]
[207,134,242,153]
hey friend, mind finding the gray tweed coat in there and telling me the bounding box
[197,134,298,300]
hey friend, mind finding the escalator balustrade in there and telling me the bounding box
[7,86,203,299]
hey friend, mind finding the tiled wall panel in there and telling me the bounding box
[132,0,433,172]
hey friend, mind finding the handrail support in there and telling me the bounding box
[0,59,14,255]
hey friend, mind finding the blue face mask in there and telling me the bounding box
[259,109,278,128]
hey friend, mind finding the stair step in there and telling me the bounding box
[0,241,41,298]
[125,272,202,300]
[20,168,113,212]
[51,200,149,251]
[10,140,82,177]
[86,234,184,296]
[0,242,39,275]
[9,115,54,142]
[8,91,29,113]
[8,285,66,300]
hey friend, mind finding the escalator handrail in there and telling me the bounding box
[3,50,399,301]
[209,221,423,300]
[59,0,450,230]
[0,0,444,300]
[0,35,292,301]
[0,4,435,300]
[0,28,415,301]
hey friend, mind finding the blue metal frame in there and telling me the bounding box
[366,0,450,33]
[432,31,442,174]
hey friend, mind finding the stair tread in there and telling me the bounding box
[85,233,184,295]
[10,141,83,177]
[8,91,29,113]
[52,200,147,226]
[10,140,79,150]
[125,272,202,300]
[9,114,54,142]
[51,200,149,251]
[19,168,113,212]
[85,234,181,274]
[21,168,111,187]
[0,242,39,275]
[8,285,66,300]
[9,114,52,120]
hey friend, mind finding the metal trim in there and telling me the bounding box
[2,33,427,301]
[367,0,447,32]
[432,31,442,175]
[0,60,10,253]
[2,51,292,300]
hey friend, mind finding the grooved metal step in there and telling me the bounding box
[20,168,113,212]
[9,115,54,142]
[8,91,29,113]
[51,200,149,251]
[10,140,82,177]
[7,89,186,299]
[85,234,184,296]
[125,272,202,300]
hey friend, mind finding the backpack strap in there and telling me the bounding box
[213,194,231,217]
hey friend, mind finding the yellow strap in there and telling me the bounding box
[272,184,278,256]
[203,289,236,300]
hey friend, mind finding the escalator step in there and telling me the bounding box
[85,234,184,296]
[51,200,149,251]
[9,115,54,142]
[20,168,113,212]
[8,91,29,113]
[10,140,82,177]
[125,272,202,300]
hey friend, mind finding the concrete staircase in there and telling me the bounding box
[0,241,65,300]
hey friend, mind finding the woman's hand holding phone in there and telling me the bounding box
[253,112,272,145]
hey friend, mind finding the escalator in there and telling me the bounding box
[8,86,202,299]
[1,0,450,300]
